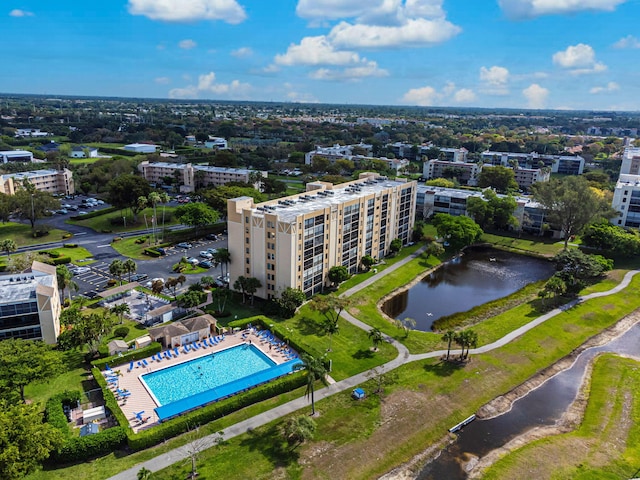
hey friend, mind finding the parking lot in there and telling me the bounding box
[70,261,114,297]
[102,291,171,323]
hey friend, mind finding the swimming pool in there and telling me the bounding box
[142,344,276,406]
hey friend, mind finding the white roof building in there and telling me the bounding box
[124,143,158,154]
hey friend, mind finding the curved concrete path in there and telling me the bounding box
[109,252,639,480]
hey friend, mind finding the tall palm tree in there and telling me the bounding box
[213,248,231,277]
[148,191,161,244]
[110,303,130,324]
[464,329,478,359]
[123,259,137,283]
[158,191,170,243]
[442,330,456,360]
[294,354,328,416]
[454,331,466,359]
[368,327,384,352]
[56,265,78,302]
[322,317,339,352]
[109,259,125,286]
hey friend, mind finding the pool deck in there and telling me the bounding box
[102,329,296,433]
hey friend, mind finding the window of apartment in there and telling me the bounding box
[246,258,250,264]
[245,216,249,223]
[246,248,250,254]
[246,268,250,274]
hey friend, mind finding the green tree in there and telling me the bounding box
[212,248,231,277]
[0,239,17,258]
[321,317,340,352]
[202,185,266,212]
[175,202,219,236]
[233,276,249,304]
[368,327,384,352]
[0,339,63,403]
[425,178,455,188]
[177,291,203,311]
[110,303,130,325]
[165,275,186,300]
[109,259,125,285]
[0,401,63,479]
[389,238,403,256]
[277,287,306,318]
[442,330,456,360]
[211,287,231,314]
[12,189,59,229]
[244,277,262,305]
[62,310,116,357]
[477,165,518,193]
[294,354,328,416]
[310,295,351,325]
[106,174,151,222]
[531,176,615,250]
[137,467,152,480]
[425,241,445,258]
[361,254,375,271]
[151,279,165,295]
[281,415,317,449]
[467,190,518,230]
[328,265,349,286]
[543,274,567,298]
[56,265,78,302]
[0,192,12,224]
[432,213,483,251]
[123,258,137,283]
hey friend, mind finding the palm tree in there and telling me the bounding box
[244,277,261,305]
[158,191,170,243]
[442,330,456,360]
[454,331,466,359]
[294,354,328,416]
[123,259,137,283]
[0,239,17,258]
[137,467,152,480]
[110,303,130,324]
[109,259,125,286]
[281,415,317,449]
[56,265,78,302]
[213,248,231,277]
[368,327,384,352]
[463,329,478,359]
[165,275,186,300]
[322,317,339,352]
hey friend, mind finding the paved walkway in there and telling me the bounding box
[109,250,639,480]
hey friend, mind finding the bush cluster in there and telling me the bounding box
[45,390,81,437]
[63,243,78,248]
[92,342,162,368]
[70,206,117,221]
[144,247,162,257]
[113,326,130,338]
[49,256,72,265]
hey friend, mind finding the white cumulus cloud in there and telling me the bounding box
[552,43,606,75]
[128,0,246,24]
[178,39,197,50]
[590,81,620,94]
[9,9,34,17]
[169,71,251,99]
[296,0,445,24]
[480,66,510,86]
[498,0,628,19]
[231,47,253,58]
[328,17,460,49]
[522,83,549,109]
[309,61,388,81]
[613,35,640,49]
[275,36,364,66]
[401,82,475,106]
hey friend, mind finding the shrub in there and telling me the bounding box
[107,279,118,287]
[50,256,72,265]
[101,229,113,233]
[91,342,162,370]
[63,243,78,248]
[112,236,123,242]
[135,237,148,244]
[62,233,73,239]
[144,248,162,257]
[113,326,129,338]
[45,390,81,438]
[47,250,62,258]
[53,426,127,463]
[70,206,117,221]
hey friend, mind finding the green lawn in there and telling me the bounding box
[481,231,566,257]
[0,245,94,269]
[0,221,72,247]
[480,354,640,480]
[67,206,179,234]
[110,236,166,260]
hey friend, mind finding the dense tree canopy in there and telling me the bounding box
[477,165,518,193]
[466,190,518,230]
[174,202,219,235]
[581,221,640,256]
[106,174,151,220]
[202,185,266,213]
[432,213,483,250]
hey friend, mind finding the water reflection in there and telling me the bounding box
[382,248,554,331]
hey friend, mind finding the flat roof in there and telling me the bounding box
[0,150,33,156]
[249,177,413,223]
[1,169,62,180]
[0,270,55,304]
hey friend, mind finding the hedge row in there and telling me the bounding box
[63,243,78,248]
[143,248,162,257]
[45,390,81,438]
[127,369,306,451]
[92,367,133,436]
[70,206,117,221]
[91,342,162,369]
[48,256,71,265]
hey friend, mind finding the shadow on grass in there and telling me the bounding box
[423,359,466,377]
[294,316,323,336]
[238,425,300,469]
[352,348,375,360]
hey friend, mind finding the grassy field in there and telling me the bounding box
[0,221,71,247]
[0,245,94,270]
[480,354,640,480]
[481,231,566,257]
[67,206,179,233]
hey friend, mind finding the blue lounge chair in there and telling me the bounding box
[174,347,180,357]
[151,354,157,361]
[184,344,191,353]
[202,338,210,347]
[163,351,170,360]
[192,342,200,350]
[142,359,149,367]
[136,361,143,368]
[128,361,134,372]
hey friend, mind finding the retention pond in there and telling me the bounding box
[382,247,554,331]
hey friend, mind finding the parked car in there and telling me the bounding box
[131,273,149,282]
[84,291,99,299]
[186,257,200,265]
[157,247,167,255]
[70,266,91,275]
[176,242,193,249]
[199,261,213,269]
[56,209,68,215]
[206,233,218,240]
[199,251,213,259]
[216,274,230,285]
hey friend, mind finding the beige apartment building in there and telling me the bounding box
[227,172,416,299]
[0,168,74,196]
[138,161,266,193]
[0,261,61,344]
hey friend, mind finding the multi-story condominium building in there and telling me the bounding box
[0,168,74,196]
[416,185,548,235]
[611,149,640,228]
[227,173,416,299]
[420,146,468,162]
[0,149,34,163]
[0,261,61,343]
[481,164,550,191]
[423,160,481,186]
[138,162,266,193]
[304,143,373,164]
[481,151,585,175]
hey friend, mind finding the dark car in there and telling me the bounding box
[206,233,218,240]
[157,247,167,255]
[199,261,213,269]
[85,291,99,299]
[130,273,149,282]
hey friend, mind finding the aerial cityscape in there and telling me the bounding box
[2,1,640,480]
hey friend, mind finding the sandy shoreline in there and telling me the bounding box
[379,307,640,480]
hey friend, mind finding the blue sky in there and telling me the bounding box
[2,0,640,110]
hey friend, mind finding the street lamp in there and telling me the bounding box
[30,193,35,228]
[123,216,126,228]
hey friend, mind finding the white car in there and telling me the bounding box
[71,266,91,275]
[199,251,213,259]
[186,257,200,265]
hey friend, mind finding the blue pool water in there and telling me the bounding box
[142,344,276,406]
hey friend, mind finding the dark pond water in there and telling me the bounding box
[381,248,555,331]
[417,321,640,479]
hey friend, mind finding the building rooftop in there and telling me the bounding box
[0,269,55,304]
[249,176,413,223]
[417,185,542,208]
[1,169,65,180]
[0,150,33,156]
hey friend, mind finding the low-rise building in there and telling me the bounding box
[205,137,228,149]
[0,150,34,163]
[481,164,550,191]
[423,160,481,186]
[227,172,416,299]
[70,146,99,158]
[481,151,585,175]
[420,146,468,162]
[0,168,74,196]
[0,261,61,343]
[124,143,158,154]
[15,128,52,138]
[138,161,266,193]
